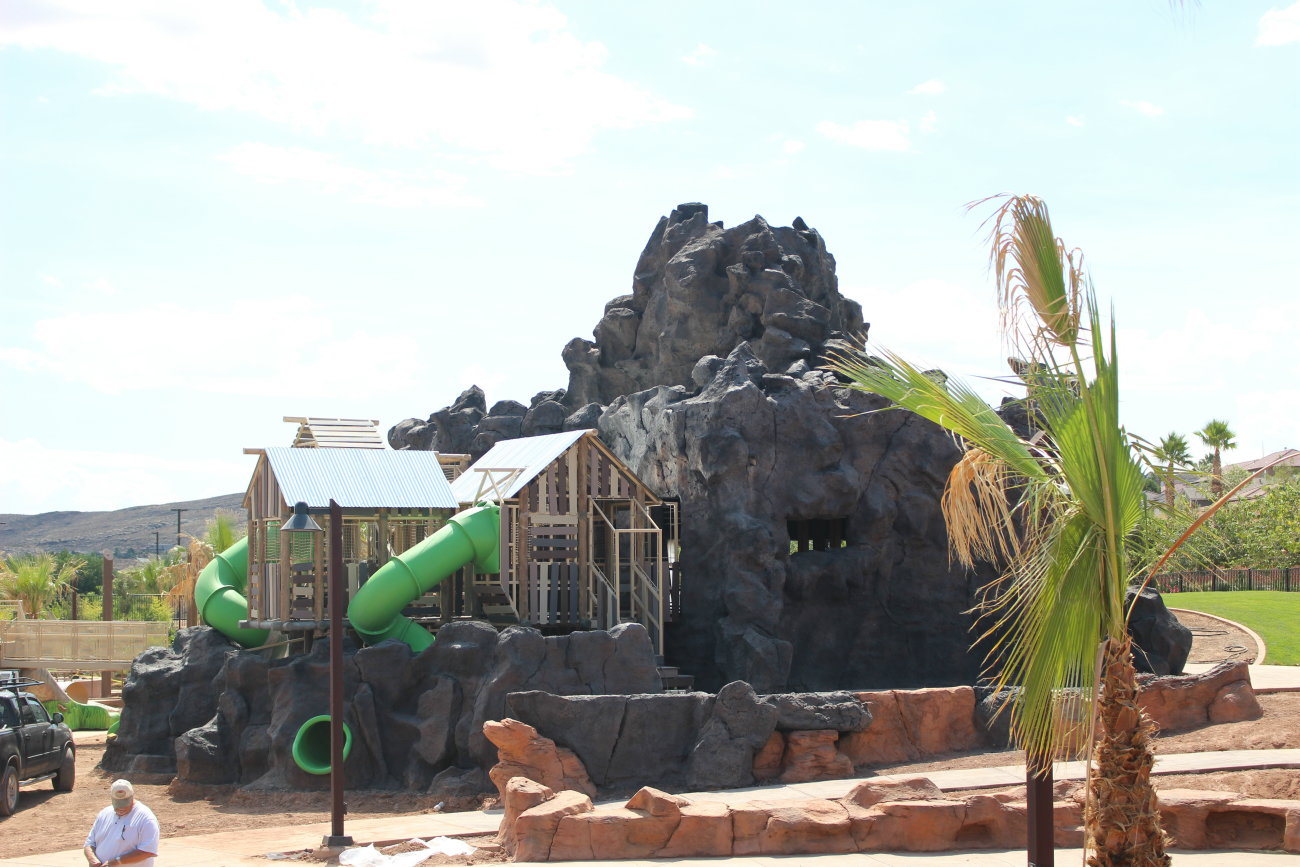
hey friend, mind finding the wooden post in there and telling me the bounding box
[324,499,351,847]
[101,555,114,696]
[1027,752,1054,866]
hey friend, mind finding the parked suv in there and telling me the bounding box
[0,672,75,815]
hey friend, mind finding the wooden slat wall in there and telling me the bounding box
[1,620,170,671]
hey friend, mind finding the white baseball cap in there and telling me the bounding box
[109,779,134,807]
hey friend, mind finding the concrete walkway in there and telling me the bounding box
[4,748,1299,866]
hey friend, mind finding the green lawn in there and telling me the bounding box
[1166,590,1300,666]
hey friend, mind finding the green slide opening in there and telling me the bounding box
[291,714,353,775]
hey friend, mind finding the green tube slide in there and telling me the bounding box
[194,537,271,648]
[291,714,353,775]
[346,504,501,652]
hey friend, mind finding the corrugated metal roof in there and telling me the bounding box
[263,447,459,510]
[450,429,591,504]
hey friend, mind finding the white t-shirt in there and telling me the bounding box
[84,802,160,867]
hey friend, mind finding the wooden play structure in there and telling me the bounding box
[235,423,679,652]
[449,429,678,652]
[239,447,462,628]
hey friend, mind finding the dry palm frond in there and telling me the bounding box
[941,447,1022,568]
[973,194,1084,352]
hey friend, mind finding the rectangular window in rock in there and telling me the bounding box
[787,517,849,553]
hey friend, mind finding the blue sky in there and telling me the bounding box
[2,0,1298,515]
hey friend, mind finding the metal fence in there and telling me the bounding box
[1152,567,1300,593]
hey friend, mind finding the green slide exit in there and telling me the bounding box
[346,504,501,652]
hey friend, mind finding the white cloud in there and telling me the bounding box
[0,298,427,399]
[0,0,690,174]
[219,142,481,207]
[1066,115,1086,128]
[842,277,1007,396]
[682,43,716,66]
[1121,99,1165,117]
[908,79,946,95]
[817,119,911,152]
[782,139,806,155]
[1257,2,1300,45]
[919,110,938,134]
[40,274,63,288]
[0,437,249,514]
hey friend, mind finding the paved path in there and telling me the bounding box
[1183,662,1300,692]
[4,749,1298,866]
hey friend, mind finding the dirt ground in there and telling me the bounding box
[0,611,1291,860]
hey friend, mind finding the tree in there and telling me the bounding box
[1153,432,1192,511]
[1195,419,1237,499]
[0,552,81,618]
[203,510,244,553]
[829,195,1170,865]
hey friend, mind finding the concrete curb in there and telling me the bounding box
[1169,606,1269,664]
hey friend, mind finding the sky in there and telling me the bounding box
[1,0,1298,516]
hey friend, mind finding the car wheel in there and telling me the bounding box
[0,764,18,816]
[53,747,75,792]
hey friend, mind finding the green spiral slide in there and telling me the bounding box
[346,504,500,652]
[194,536,271,648]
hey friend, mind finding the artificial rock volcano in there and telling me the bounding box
[392,204,986,692]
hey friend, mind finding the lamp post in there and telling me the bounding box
[280,500,351,848]
[171,508,189,549]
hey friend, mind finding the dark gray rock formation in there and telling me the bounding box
[106,622,661,794]
[1127,586,1193,676]
[561,203,864,408]
[388,204,990,692]
[506,680,870,792]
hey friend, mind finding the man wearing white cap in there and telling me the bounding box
[83,780,159,867]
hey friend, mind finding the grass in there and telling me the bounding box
[1164,590,1300,666]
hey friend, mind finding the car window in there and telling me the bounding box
[18,701,36,724]
[23,698,49,724]
[0,700,17,728]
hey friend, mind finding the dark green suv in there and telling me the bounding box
[0,674,75,815]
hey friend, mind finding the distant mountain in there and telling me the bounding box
[0,494,247,556]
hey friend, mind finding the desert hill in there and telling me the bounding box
[0,493,247,556]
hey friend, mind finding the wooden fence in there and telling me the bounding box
[1152,566,1300,594]
[0,619,170,671]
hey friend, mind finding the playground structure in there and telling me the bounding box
[197,424,678,657]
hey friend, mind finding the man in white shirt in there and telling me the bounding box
[83,780,159,867]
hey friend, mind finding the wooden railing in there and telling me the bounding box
[0,620,169,671]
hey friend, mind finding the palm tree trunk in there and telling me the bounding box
[1085,635,1169,866]
[1210,450,1223,498]
[1162,463,1175,511]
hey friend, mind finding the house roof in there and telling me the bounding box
[284,416,385,449]
[1233,448,1300,473]
[260,447,459,510]
[450,429,591,504]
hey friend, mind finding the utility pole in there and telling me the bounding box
[154,531,161,558]
[172,508,189,550]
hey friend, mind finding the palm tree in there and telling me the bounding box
[1154,432,1192,511]
[203,510,243,553]
[1195,419,1237,499]
[828,195,1169,866]
[0,552,81,618]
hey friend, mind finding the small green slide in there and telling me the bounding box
[347,504,500,652]
[194,536,270,648]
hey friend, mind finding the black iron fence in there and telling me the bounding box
[1152,567,1300,593]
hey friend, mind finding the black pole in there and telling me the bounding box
[324,499,352,848]
[1027,751,1054,867]
[172,508,189,549]
[154,532,160,558]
